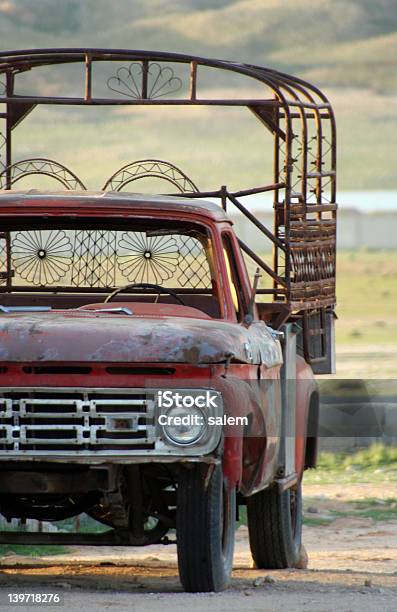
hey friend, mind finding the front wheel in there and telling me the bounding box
[176,464,236,592]
[247,481,302,569]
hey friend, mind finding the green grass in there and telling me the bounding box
[348,504,397,522]
[238,446,397,528]
[316,444,397,471]
[352,497,397,508]
[253,249,397,347]
[55,514,109,534]
[304,444,397,485]
[0,522,69,558]
[0,514,106,559]
[302,516,334,527]
[0,545,67,557]
[335,250,397,345]
[302,508,397,527]
[238,495,397,528]
[303,498,397,525]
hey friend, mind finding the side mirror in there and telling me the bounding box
[245,268,262,326]
[243,313,254,326]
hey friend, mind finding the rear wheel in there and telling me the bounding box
[176,464,236,592]
[247,481,302,569]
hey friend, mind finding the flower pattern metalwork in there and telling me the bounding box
[107,62,182,99]
[12,230,72,286]
[117,232,179,284]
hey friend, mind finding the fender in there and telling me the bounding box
[295,355,319,476]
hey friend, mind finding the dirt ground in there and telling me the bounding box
[0,482,396,611]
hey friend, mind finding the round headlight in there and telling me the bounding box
[162,405,206,445]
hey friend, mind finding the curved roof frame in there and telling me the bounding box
[0,48,336,200]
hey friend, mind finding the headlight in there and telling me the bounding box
[161,404,206,445]
[156,389,222,448]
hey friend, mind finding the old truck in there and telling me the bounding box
[0,49,337,592]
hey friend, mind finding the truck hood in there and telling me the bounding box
[0,311,282,367]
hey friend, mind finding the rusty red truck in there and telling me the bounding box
[0,50,337,592]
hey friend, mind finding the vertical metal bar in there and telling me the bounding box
[299,107,309,296]
[273,100,280,299]
[283,106,293,299]
[85,54,92,102]
[221,185,227,211]
[300,108,308,203]
[329,108,337,206]
[330,112,337,303]
[315,110,323,207]
[142,59,148,99]
[5,69,17,290]
[189,61,197,101]
[5,71,13,189]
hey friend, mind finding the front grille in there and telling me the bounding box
[0,388,156,455]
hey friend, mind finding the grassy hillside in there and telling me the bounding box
[4,85,396,191]
[0,0,396,190]
[0,0,396,92]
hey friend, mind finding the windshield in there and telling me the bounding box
[0,218,221,318]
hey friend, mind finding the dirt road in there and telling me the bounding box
[0,483,396,611]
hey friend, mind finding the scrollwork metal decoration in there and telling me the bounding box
[0,158,86,190]
[107,63,142,99]
[103,159,198,193]
[176,234,212,289]
[11,230,72,286]
[107,62,183,99]
[117,232,180,284]
[71,230,117,288]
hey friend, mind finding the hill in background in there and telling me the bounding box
[0,0,396,190]
[1,0,396,92]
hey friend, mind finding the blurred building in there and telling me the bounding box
[230,209,397,251]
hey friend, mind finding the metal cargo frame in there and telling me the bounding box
[0,49,337,365]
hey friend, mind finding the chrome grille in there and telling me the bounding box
[0,388,156,455]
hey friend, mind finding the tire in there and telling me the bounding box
[176,464,236,592]
[247,481,302,569]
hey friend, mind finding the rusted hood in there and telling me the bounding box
[0,312,282,366]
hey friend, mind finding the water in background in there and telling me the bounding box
[231,191,397,213]
[217,190,397,249]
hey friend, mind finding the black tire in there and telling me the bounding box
[176,464,236,592]
[247,481,302,569]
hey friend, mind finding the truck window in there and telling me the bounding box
[222,233,246,320]
[0,220,222,318]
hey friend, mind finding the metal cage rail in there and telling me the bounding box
[0,49,337,364]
